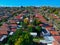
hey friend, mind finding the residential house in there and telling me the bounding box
[0,27,8,42]
[40,36,54,45]
[9,20,16,24]
[49,31,59,36]
[42,29,50,36]
[53,36,60,45]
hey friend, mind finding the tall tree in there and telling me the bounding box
[15,32,33,45]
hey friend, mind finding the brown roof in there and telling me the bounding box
[49,23,53,27]
[23,10,27,13]
[39,24,43,26]
[45,26,53,31]
[56,18,60,21]
[53,36,60,44]
[3,15,8,18]
[50,14,59,19]
[9,20,16,24]
[50,31,59,36]
[11,28,16,32]
[0,28,9,32]
[53,41,60,45]
[0,25,9,31]
[2,23,8,27]
[10,24,17,27]
[15,15,21,19]
[35,14,47,23]
[0,30,8,35]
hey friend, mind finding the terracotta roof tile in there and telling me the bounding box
[50,14,59,19]
[45,26,54,31]
[10,24,17,27]
[50,31,59,36]
[39,24,43,26]
[53,36,60,44]
[9,20,16,24]
[35,14,47,23]
[11,28,16,32]
[0,30,8,35]
[14,14,23,19]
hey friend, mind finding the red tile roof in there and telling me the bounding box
[0,30,8,35]
[14,14,23,20]
[40,19,47,23]
[3,15,8,18]
[0,25,9,31]
[45,26,53,31]
[53,16,58,19]
[10,24,17,27]
[11,28,16,32]
[50,31,59,36]
[50,14,59,19]
[9,20,16,24]
[39,24,43,26]
[23,10,27,13]
[53,36,60,44]
[35,14,43,18]
[49,23,53,27]
[56,18,60,21]
[15,15,21,19]
[35,14,47,23]
[0,16,2,20]
[53,41,60,45]
[2,23,8,27]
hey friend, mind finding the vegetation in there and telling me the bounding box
[7,28,23,45]
[0,23,2,26]
[1,6,60,45]
[24,18,29,25]
[33,37,44,43]
[7,28,33,45]
[15,31,33,45]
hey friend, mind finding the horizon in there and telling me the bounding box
[0,0,60,7]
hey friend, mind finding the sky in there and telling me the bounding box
[0,0,60,7]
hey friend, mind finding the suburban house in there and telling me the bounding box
[53,36,60,45]
[42,29,50,36]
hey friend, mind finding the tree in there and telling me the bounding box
[54,10,58,15]
[33,18,42,25]
[24,18,29,25]
[7,28,23,45]
[15,36,23,45]
[14,32,33,45]
[0,23,2,26]
[33,18,37,25]
[2,18,7,22]
[28,24,33,32]
[35,26,42,36]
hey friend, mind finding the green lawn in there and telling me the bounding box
[33,37,44,43]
